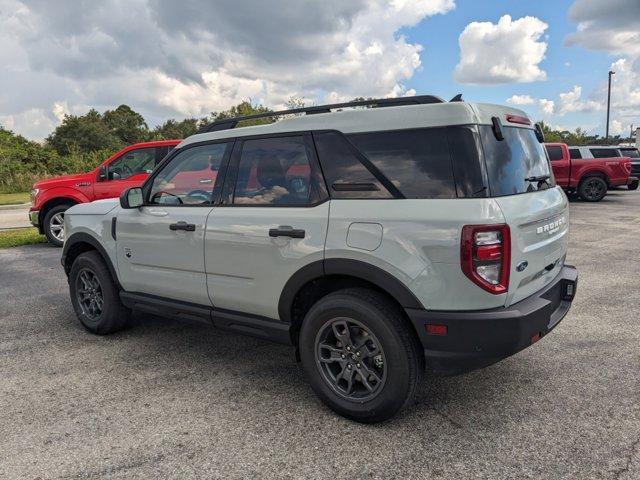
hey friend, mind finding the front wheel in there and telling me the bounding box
[69,251,130,334]
[628,179,639,190]
[299,288,424,423]
[578,176,608,202]
[43,204,70,247]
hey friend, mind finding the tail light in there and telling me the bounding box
[461,224,510,294]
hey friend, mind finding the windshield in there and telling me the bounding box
[479,126,554,196]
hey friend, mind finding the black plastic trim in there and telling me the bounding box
[120,292,292,345]
[111,217,117,240]
[406,265,578,376]
[277,259,424,323]
[62,232,122,290]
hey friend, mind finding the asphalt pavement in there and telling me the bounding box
[0,190,638,479]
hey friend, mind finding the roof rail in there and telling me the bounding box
[197,95,445,133]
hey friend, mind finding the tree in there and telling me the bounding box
[152,118,201,140]
[211,100,275,127]
[103,105,148,144]
[46,109,121,155]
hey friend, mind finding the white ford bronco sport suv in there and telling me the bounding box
[62,95,578,422]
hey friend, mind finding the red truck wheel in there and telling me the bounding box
[578,176,607,202]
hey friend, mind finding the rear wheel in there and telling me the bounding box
[69,251,130,334]
[628,179,639,190]
[43,204,71,247]
[578,176,607,202]
[299,288,424,423]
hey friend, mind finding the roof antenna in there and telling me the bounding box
[449,94,463,102]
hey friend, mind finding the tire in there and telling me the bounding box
[628,179,639,190]
[43,204,70,247]
[299,288,424,423]
[69,251,130,334]
[578,176,608,202]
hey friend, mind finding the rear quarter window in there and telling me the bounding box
[347,128,457,199]
[569,148,582,159]
[590,148,620,158]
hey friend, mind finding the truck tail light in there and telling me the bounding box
[461,224,510,294]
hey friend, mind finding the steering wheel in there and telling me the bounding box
[150,191,183,205]
[186,190,212,203]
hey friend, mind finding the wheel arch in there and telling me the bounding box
[39,196,80,232]
[62,232,121,290]
[279,259,425,344]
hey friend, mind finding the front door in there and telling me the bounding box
[94,147,157,200]
[204,134,330,320]
[116,141,232,305]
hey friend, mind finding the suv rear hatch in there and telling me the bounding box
[479,124,570,306]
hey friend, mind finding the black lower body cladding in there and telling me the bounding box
[405,265,578,376]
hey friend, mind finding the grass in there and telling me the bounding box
[0,192,30,206]
[0,228,46,249]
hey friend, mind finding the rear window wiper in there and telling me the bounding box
[524,174,550,183]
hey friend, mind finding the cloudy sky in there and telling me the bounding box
[1,0,638,140]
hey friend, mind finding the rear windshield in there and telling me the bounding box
[545,145,564,161]
[479,126,554,196]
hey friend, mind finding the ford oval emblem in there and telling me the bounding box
[516,261,528,272]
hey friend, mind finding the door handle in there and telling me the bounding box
[269,226,305,239]
[169,221,196,232]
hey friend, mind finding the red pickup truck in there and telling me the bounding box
[29,139,181,246]
[544,143,633,202]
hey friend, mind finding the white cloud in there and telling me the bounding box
[565,0,640,134]
[566,0,640,57]
[539,99,555,115]
[0,0,456,139]
[609,119,624,136]
[454,15,548,85]
[506,94,535,105]
[557,85,602,115]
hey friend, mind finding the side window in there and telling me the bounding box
[348,128,457,199]
[148,143,230,205]
[446,126,487,198]
[232,136,326,206]
[313,131,392,199]
[108,147,156,180]
[545,146,564,161]
[569,148,582,159]
[590,148,619,158]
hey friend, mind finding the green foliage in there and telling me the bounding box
[0,192,30,205]
[103,105,149,145]
[538,121,627,146]
[46,109,121,155]
[0,228,46,249]
[211,101,276,127]
[151,118,201,139]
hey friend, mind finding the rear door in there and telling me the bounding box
[204,134,329,320]
[480,126,569,306]
[115,141,232,305]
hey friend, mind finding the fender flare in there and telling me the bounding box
[277,258,424,323]
[62,232,121,290]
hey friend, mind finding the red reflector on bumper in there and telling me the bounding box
[426,324,448,336]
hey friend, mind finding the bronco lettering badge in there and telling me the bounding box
[536,217,566,235]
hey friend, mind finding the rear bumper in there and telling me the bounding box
[405,265,578,376]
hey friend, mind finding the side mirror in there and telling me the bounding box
[120,187,144,209]
[98,166,107,181]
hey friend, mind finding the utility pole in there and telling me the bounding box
[605,70,615,140]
